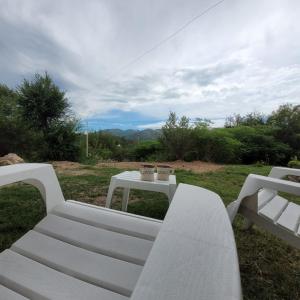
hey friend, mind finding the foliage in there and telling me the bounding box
[18,73,69,132]
[287,160,300,169]
[155,105,298,165]
[45,120,80,161]
[103,128,161,141]
[0,74,80,161]
[0,84,44,159]
[225,112,266,128]
[192,127,242,163]
[0,84,19,120]
[228,126,292,165]
[268,104,300,156]
[79,131,131,162]
[0,72,299,166]
[160,112,193,160]
[130,140,163,161]
[80,132,164,162]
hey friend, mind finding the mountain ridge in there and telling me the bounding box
[102,128,161,141]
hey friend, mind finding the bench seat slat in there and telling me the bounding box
[11,230,142,297]
[0,250,127,300]
[0,284,29,300]
[52,201,161,241]
[258,195,288,222]
[276,202,300,233]
[257,189,276,210]
[34,214,152,265]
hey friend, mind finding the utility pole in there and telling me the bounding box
[86,121,89,158]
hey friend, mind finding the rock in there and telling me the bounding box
[0,153,24,166]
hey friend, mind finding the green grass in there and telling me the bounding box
[0,164,299,299]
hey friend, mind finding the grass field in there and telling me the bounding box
[0,164,299,299]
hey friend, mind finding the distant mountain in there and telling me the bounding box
[102,129,161,141]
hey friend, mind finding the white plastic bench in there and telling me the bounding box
[0,164,241,300]
[227,167,300,249]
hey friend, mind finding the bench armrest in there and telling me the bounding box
[227,174,300,222]
[269,167,300,179]
[131,184,241,300]
[243,174,300,196]
[0,163,65,213]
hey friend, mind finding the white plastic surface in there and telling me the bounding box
[131,184,241,300]
[0,163,64,213]
[106,171,177,211]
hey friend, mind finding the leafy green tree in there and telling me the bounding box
[229,126,291,164]
[0,84,19,121]
[17,73,80,161]
[225,112,266,127]
[18,73,69,133]
[0,84,42,158]
[241,112,266,126]
[224,114,243,128]
[193,127,242,163]
[45,120,80,161]
[85,131,128,161]
[194,118,213,128]
[132,140,163,161]
[268,104,300,155]
[160,112,193,160]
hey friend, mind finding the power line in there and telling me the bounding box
[108,0,226,78]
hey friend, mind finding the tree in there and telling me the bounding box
[225,112,266,127]
[17,73,80,161]
[241,112,266,126]
[18,73,69,133]
[0,84,19,121]
[224,114,243,128]
[194,118,213,129]
[160,112,193,160]
[268,104,300,153]
[0,85,30,156]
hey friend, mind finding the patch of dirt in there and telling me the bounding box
[51,160,223,175]
[97,160,223,174]
[51,161,95,175]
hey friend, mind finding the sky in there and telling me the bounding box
[0,0,300,130]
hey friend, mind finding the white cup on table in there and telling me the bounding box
[157,165,174,181]
[140,164,155,181]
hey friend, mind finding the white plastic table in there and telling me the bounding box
[105,171,177,211]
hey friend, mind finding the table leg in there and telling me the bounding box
[122,188,130,211]
[106,178,116,208]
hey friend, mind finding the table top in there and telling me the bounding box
[113,171,176,185]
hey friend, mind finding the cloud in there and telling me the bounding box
[0,0,300,128]
[175,62,243,86]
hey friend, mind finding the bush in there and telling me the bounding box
[193,128,242,163]
[287,160,300,169]
[183,151,198,162]
[229,126,291,165]
[98,148,113,160]
[45,121,80,161]
[160,112,193,160]
[131,140,163,161]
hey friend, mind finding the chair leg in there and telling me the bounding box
[243,218,254,230]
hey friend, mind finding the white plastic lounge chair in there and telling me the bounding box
[0,163,241,300]
[227,167,300,249]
